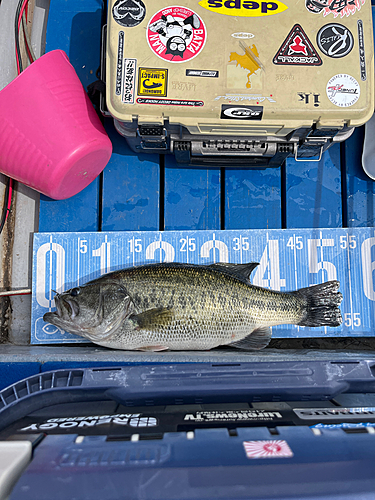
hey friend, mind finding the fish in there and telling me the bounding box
[43,262,343,351]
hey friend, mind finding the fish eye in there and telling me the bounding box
[170,42,177,50]
[70,287,80,297]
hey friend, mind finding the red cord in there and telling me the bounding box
[7,179,13,212]
[15,0,30,74]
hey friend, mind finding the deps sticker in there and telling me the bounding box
[305,0,365,18]
[199,0,288,17]
[231,32,255,39]
[317,23,353,58]
[326,73,360,106]
[273,24,322,66]
[112,0,146,27]
[147,7,206,63]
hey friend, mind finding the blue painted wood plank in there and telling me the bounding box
[40,0,104,231]
[45,0,102,88]
[164,156,221,230]
[345,126,375,227]
[224,168,281,229]
[38,181,100,232]
[285,144,342,228]
[101,122,160,231]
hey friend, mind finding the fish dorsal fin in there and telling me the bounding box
[229,326,272,350]
[208,262,259,283]
[130,307,173,330]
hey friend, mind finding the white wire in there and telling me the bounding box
[0,289,31,296]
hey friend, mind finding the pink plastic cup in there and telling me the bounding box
[0,50,112,200]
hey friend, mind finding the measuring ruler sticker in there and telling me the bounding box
[32,228,375,343]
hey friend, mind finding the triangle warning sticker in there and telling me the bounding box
[273,24,322,66]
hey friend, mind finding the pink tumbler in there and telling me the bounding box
[0,50,112,200]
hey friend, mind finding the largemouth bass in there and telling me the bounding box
[43,262,343,351]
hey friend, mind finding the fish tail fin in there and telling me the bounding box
[295,281,343,327]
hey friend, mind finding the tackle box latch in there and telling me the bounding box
[295,127,343,162]
[137,125,168,150]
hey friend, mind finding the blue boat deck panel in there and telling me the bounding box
[224,168,282,230]
[345,127,375,227]
[101,122,160,231]
[164,156,221,230]
[285,144,342,229]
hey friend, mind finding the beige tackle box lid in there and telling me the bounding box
[106,0,374,135]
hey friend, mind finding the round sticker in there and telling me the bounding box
[112,0,146,27]
[317,24,353,58]
[146,6,207,63]
[326,74,360,107]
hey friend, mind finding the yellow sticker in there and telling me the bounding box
[138,68,168,97]
[198,0,288,17]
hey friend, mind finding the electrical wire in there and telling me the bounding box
[22,11,35,63]
[15,0,30,74]
[0,289,31,297]
[0,177,13,235]
[0,0,31,237]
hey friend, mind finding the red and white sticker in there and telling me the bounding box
[243,440,294,459]
[273,24,322,66]
[146,6,206,63]
[305,0,365,18]
[326,73,360,107]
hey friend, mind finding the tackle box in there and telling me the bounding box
[103,0,374,166]
[2,363,375,500]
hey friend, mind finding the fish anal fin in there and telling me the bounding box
[208,263,259,283]
[229,326,272,351]
[136,345,169,352]
[130,307,173,329]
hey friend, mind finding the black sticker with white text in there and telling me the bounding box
[220,104,263,120]
[116,31,124,95]
[137,97,203,106]
[186,69,219,77]
[112,0,146,27]
[358,20,366,81]
[122,58,137,103]
[317,23,353,58]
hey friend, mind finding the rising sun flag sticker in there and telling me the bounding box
[243,440,294,458]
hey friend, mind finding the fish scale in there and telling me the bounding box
[43,262,343,351]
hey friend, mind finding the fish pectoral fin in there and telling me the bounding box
[136,345,170,352]
[229,326,272,351]
[130,307,173,329]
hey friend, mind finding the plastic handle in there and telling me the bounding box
[1,361,375,432]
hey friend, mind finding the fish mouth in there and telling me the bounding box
[54,295,79,319]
